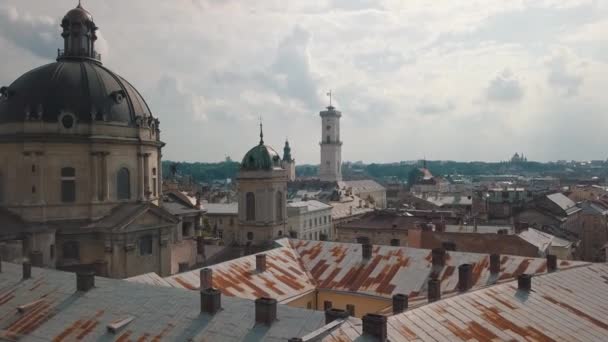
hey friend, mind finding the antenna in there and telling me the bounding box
[259,116,264,145]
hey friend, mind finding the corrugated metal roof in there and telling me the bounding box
[125,272,172,287]
[338,180,386,192]
[291,240,586,301]
[519,228,574,251]
[160,243,316,303]
[320,263,608,341]
[0,262,325,341]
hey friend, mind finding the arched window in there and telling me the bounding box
[246,192,255,221]
[61,167,76,203]
[117,168,130,200]
[326,135,331,143]
[276,191,283,221]
[247,232,254,240]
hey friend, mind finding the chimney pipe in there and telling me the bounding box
[490,253,501,274]
[200,268,213,290]
[362,243,372,260]
[325,308,349,324]
[392,294,408,314]
[76,271,95,292]
[201,288,222,314]
[255,297,277,325]
[256,254,267,273]
[431,248,446,267]
[457,264,473,292]
[518,274,532,292]
[362,314,388,342]
[427,278,441,302]
[22,261,31,279]
[546,254,557,272]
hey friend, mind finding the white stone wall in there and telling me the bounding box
[287,206,333,240]
[319,111,342,182]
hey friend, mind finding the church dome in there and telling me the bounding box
[0,2,152,126]
[241,124,282,171]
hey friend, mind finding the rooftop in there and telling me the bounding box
[288,200,333,212]
[0,262,325,341]
[204,202,239,215]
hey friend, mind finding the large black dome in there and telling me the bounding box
[0,60,152,125]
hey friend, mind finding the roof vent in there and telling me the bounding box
[255,297,277,325]
[256,254,267,273]
[107,316,134,334]
[201,288,222,315]
[76,271,95,292]
[518,274,532,291]
[200,268,213,290]
[362,314,388,342]
[546,254,557,272]
[362,243,372,260]
[427,278,441,302]
[457,264,473,292]
[490,253,501,274]
[392,294,408,314]
[325,308,349,324]
[431,248,446,267]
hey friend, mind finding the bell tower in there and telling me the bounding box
[319,91,342,182]
[58,1,100,62]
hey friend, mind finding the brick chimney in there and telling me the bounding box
[490,253,501,274]
[76,271,95,292]
[518,274,532,291]
[457,264,472,292]
[546,254,557,272]
[256,254,267,273]
[201,288,221,314]
[22,261,31,279]
[200,268,213,290]
[432,248,446,267]
[362,243,372,260]
[362,314,388,342]
[255,297,277,325]
[392,294,408,314]
[427,278,441,302]
[325,308,349,324]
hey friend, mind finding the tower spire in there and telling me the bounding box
[326,90,333,109]
[259,117,264,145]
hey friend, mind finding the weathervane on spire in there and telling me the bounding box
[326,90,333,108]
[259,116,264,145]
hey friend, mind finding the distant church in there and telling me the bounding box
[511,153,528,163]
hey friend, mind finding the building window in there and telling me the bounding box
[276,191,283,221]
[219,218,223,225]
[117,168,130,200]
[246,192,255,221]
[326,135,330,143]
[152,168,157,197]
[139,235,153,255]
[390,239,400,246]
[324,216,327,224]
[182,222,192,238]
[218,230,223,239]
[61,167,76,203]
[315,218,318,226]
[309,219,313,227]
[32,164,36,173]
[278,230,283,237]
[247,232,254,240]
[62,241,80,260]
[50,244,55,259]
[229,218,234,226]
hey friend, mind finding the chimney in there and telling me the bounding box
[392,294,408,314]
[427,278,441,302]
[346,304,355,317]
[490,253,501,274]
[200,268,213,290]
[362,314,388,342]
[255,297,277,325]
[22,261,31,279]
[256,254,267,273]
[323,300,332,311]
[362,243,372,260]
[325,308,349,324]
[29,251,43,267]
[201,288,222,314]
[288,339,303,342]
[457,264,473,292]
[518,274,532,291]
[546,254,557,272]
[431,248,446,267]
[76,271,95,292]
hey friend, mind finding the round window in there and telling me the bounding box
[62,115,74,129]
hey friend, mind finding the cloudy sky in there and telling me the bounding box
[1,0,607,163]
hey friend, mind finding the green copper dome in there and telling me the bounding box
[241,144,282,171]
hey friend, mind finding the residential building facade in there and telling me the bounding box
[287,200,332,240]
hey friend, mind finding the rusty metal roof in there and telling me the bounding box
[291,239,586,301]
[0,262,325,341]
[160,242,316,303]
[319,263,608,341]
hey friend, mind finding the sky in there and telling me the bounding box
[1,0,607,164]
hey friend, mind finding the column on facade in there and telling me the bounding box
[101,152,110,201]
[35,152,45,205]
[90,152,99,201]
[137,153,145,201]
[143,153,150,200]
[157,150,162,198]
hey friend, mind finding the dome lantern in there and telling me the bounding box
[58,1,100,63]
